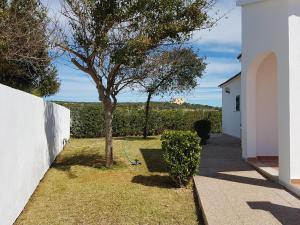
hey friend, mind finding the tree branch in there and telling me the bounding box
[56,43,87,62]
[71,58,90,73]
[107,64,121,92]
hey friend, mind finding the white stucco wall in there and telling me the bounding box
[221,76,241,138]
[256,53,278,156]
[0,84,70,225]
[288,0,300,183]
[238,0,300,183]
[239,0,289,159]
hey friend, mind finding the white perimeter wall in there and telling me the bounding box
[0,84,70,225]
[221,77,241,138]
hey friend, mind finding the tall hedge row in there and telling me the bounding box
[61,103,222,138]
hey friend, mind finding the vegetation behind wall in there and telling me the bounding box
[56,102,222,138]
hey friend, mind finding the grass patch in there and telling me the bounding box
[15,137,201,225]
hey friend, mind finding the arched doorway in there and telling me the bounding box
[255,53,278,157]
[244,52,279,159]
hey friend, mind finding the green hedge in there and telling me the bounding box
[61,103,222,138]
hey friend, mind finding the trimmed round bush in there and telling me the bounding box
[161,130,201,187]
[194,119,211,145]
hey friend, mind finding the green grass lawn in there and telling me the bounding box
[15,137,202,225]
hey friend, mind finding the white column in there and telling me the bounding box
[277,54,291,184]
[284,14,300,182]
[241,52,260,159]
[242,63,257,159]
[241,69,248,159]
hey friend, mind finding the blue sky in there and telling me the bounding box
[45,0,241,107]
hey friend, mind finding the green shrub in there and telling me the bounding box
[70,105,104,138]
[58,102,222,138]
[194,120,211,145]
[206,111,221,134]
[161,130,201,187]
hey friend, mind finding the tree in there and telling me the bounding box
[0,0,60,96]
[136,48,206,138]
[57,0,215,167]
[0,0,7,9]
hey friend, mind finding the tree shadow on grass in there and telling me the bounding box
[131,175,176,188]
[140,148,168,173]
[53,154,107,169]
[52,154,126,178]
[114,136,158,141]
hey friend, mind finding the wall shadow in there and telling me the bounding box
[211,173,281,189]
[131,175,175,188]
[198,135,283,189]
[140,148,168,173]
[248,201,300,225]
[44,102,59,164]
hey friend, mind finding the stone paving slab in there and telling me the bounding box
[194,135,300,225]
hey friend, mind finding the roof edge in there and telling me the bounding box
[219,72,241,88]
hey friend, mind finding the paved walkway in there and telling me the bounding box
[194,135,300,225]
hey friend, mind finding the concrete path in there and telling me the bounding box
[194,135,300,225]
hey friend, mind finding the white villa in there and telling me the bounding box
[220,0,300,193]
[219,56,241,139]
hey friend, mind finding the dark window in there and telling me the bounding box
[236,95,240,111]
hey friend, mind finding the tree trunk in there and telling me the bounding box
[143,92,152,139]
[103,101,114,168]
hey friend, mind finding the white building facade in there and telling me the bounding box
[236,0,300,189]
[220,73,241,139]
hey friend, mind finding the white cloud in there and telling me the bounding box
[203,56,241,76]
[199,79,223,88]
[205,61,240,75]
[204,46,238,53]
[192,0,241,45]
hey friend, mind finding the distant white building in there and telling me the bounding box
[219,71,241,139]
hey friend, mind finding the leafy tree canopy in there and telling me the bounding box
[59,0,213,104]
[137,48,206,96]
[58,0,215,167]
[0,0,60,96]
